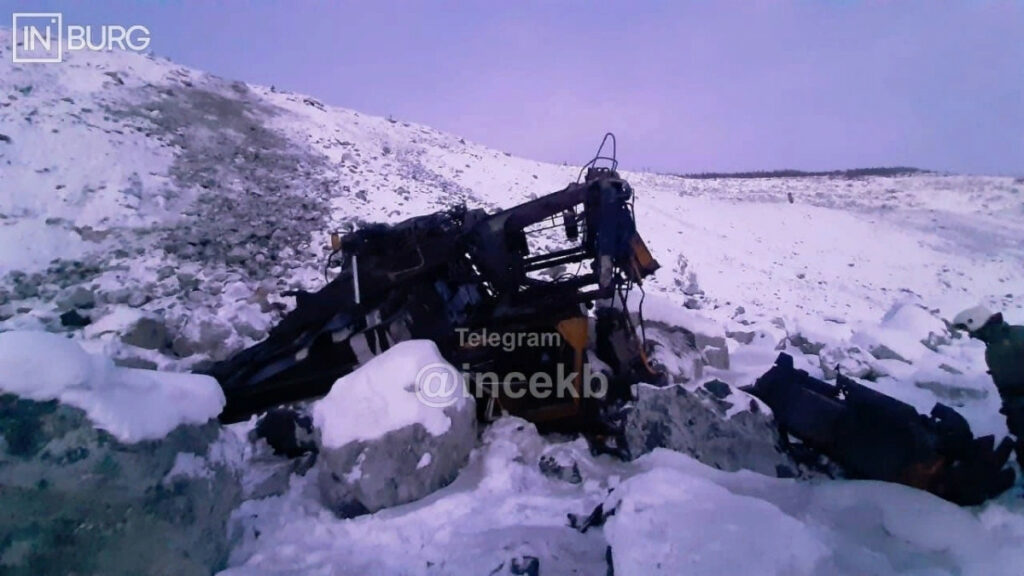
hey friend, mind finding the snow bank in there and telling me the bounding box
[0,219,89,275]
[223,417,605,575]
[604,449,1024,575]
[604,466,829,575]
[851,302,948,364]
[0,331,224,442]
[631,291,725,340]
[312,340,465,449]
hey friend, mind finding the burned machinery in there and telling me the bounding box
[208,135,1014,506]
[746,353,1016,505]
[209,134,661,427]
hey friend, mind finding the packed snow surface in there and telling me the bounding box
[0,331,224,442]
[312,340,463,448]
[604,450,1024,576]
[223,420,1024,576]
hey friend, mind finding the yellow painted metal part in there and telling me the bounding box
[557,316,589,409]
[628,232,660,280]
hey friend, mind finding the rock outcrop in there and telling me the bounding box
[0,395,242,576]
[621,382,794,477]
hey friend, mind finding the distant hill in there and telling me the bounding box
[677,167,927,179]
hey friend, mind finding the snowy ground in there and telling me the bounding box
[2,28,1024,575]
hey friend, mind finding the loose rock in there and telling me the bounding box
[59,309,91,328]
[314,344,477,518]
[621,382,792,476]
[254,408,316,458]
[58,286,95,311]
[538,445,582,484]
[121,316,170,350]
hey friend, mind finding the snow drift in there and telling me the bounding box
[0,330,223,442]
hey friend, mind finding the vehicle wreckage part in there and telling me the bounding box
[207,145,661,427]
[745,353,1015,505]
[351,254,361,304]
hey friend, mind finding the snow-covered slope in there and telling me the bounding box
[3,28,1024,575]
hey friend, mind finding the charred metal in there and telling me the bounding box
[206,135,1016,506]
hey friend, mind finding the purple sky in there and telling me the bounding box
[10,1,1024,175]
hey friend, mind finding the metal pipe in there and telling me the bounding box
[352,254,361,304]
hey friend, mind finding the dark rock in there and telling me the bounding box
[726,330,756,345]
[73,226,110,242]
[171,317,233,359]
[254,408,316,458]
[776,464,796,478]
[702,345,730,370]
[702,379,732,399]
[157,265,176,281]
[121,316,170,350]
[510,556,540,576]
[868,344,909,363]
[60,286,96,310]
[0,133,11,143]
[127,291,150,308]
[112,356,159,370]
[59,310,91,328]
[939,363,963,375]
[788,333,825,356]
[177,272,199,291]
[103,71,125,85]
[13,282,39,299]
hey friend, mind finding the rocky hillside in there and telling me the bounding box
[2,27,1022,376]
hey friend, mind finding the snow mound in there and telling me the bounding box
[0,331,224,442]
[604,449,1024,575]
[604,466,828,575]
[312,340,465,449]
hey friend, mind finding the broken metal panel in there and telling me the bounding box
[746,353,1016,505]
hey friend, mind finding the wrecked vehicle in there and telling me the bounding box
[746,353,1016,505]
[207,135,1015,506]
[209,134,661,434]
